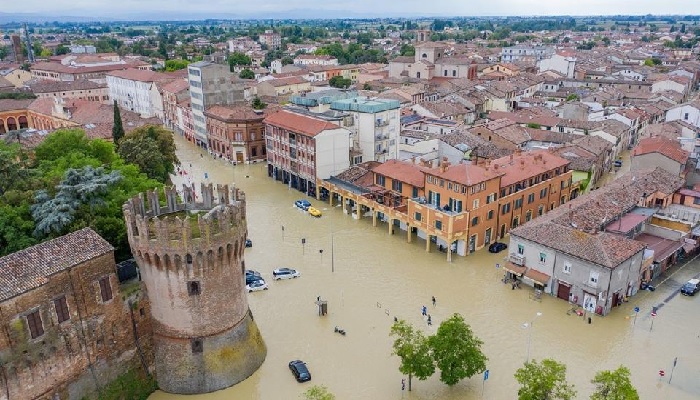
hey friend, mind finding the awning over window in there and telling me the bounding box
[524,269,551,286]
[503,262,526,277]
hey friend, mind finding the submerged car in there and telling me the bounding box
[295,199,311,211]
[681,278,700,296]
[488,242,508,253]
[308,206,322,217]
[273,267,300,280]
[246,279,268,292]
[289,360,311,382]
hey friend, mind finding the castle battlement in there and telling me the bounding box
[123,183,249,276]
[122,182,266,394]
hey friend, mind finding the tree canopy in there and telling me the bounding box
[390,319,435,391]
[301,385,335,400]
[329,75,351,89]
[117,125,179,183]
[0,129,162,261]
[590,366,639,400]
[165,59,189,71]
[239,68,255,79]
[514,359,577,400]
[428,314,487,386]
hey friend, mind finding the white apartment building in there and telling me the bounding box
[106,69,172,118]
[330,97,401,164]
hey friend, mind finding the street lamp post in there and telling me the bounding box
[523,312,543,363]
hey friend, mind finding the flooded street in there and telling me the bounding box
[150,134,700,400]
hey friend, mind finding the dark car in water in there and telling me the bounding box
[289,360,311,382]
[681,279,700,296]
[488,242,508,253]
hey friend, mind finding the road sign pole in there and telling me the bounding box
[669,357,678,384]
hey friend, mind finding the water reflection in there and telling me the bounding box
[149,135,700,400]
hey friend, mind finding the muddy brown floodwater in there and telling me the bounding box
[150,135,700,400]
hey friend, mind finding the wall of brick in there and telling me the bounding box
[0,253,154,400]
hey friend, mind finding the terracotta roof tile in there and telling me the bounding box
[632,136,689,165]
[0,99,34,112]
[29,79,106,93]
[204,104,266,121]
[372,159,426,188]
[494,150,570,187]
[0,228,113,301]
[263,109,340,137]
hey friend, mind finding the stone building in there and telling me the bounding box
[122,183,266,394]
[0,228,152,400]
[204,104,268,163]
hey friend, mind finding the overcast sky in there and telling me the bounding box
[5,0,700,17]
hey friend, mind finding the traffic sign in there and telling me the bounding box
[659,370,665,377]
[634,306,640,313]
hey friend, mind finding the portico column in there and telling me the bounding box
[426,235,431,252]
[355,202,361,219]
[329,191,334,207]
[388,218,393,234]
[372,209,377,227]
[407,224,412,243]
[447,243,453,262]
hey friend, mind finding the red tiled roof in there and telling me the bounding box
[632,137,689,165]
[0,99,34,112]
[31,61,134,74]
[372,159,426,188]
[428,162,503,186]
[0,228,113,301]
[494,150,570,187]
[160,78,189,94]
[263,110,339,137]
[204,104,265,121]
[106,68,171,82]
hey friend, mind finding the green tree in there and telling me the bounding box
[329,76,351,89]
[590,366,639,400]
[428,314,487,386]
[251,96,267,110]
[0,45,8,61]
[281,56,294,65]
[228,52,251,71]
[390,319,435,391]
[301,385,335,400]
[514,359,577,400]
[112,101,125,145]
[400,44,415,56]
[31,166,123,236]
[55,44,70,55]
[239,68,255,79]
[117,125,179,183]
[164,59,189,71]
[566,94,580,102]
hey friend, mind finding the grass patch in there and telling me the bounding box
[98,367,157,400]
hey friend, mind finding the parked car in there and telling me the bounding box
[308,206,322,217]
[488,242,508,253]
[245,239,253,247]
[246,279,268,292]
[246,269,261,277]
[681,278,700,296]
[295,199,311,211]
[273,268,300,280]
[288,360,311,382]
[614,159,623,168]
[245,273,262,285]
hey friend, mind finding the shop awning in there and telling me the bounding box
[524,269,551,286]
[503,262,526,277]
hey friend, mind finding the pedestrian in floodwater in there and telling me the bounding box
[432,296,436,307]
[427,315,432,326]
[421,305,427,316]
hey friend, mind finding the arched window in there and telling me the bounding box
[421,53,427,59]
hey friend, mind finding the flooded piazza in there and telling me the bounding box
[150,134,700,400]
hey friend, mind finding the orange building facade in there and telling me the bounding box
[317,150,573,261]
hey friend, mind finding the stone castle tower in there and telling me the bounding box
[123,183,266,394]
